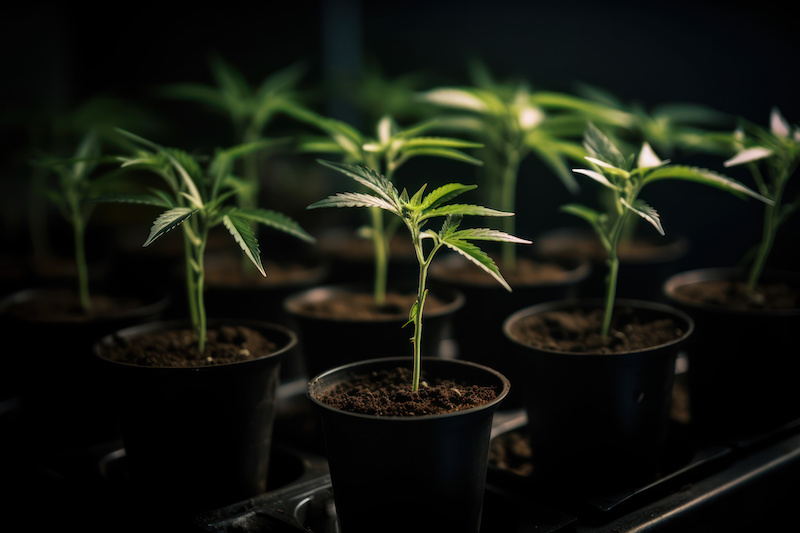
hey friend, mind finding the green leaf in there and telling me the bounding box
[420,183,477,210]
[144,207,197,247]
[642,165,773,204]
[451,227,532,244]
[439,237,512,291]
[398,146,483,166]
[235,208,315,243]
[317,160,399,205]
[422,204,513,220]
[88,192,172,209]
[583,122,627,169]
[560,203,602,226]
[223,213,265,276]
[621,198,664,235]
[308,192,398,213]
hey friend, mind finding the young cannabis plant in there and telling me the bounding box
[32,129,116,313]
[96,129,314,353]
[285,106,483,305]
[564,123,772,339]
[723,107,799,290]
[308,159,531,392]
[159,55,306,211]
[417,61,631,268]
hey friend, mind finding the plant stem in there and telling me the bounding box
[601,200,628,339]
[500,150,521,269]
[371,206,388,306]
[747,167,790,290]
[72,213,91,314]
[409,227,433,393]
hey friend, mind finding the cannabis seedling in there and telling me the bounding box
[285,106,483,305]
[32,129,116,313]
[564,123,772,339]
[308,159,531,392]
[95,129,315,353]
[723,107,799,290]
[159,55,306,211]
[417,61,631,268]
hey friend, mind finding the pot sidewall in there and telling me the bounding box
[307,357,510,533]
[664,267,800,438]
[94,318,296,512]
[503,298,693,492]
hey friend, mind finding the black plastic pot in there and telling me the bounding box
[93,318,296,514]
[663,267,800,441]
[284,283,464,379]
[429,252,590,406]
[307,357,510,533]
[503,298,694,495]
[0,286,170,452]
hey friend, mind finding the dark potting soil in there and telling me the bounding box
[673,279,799,311]
[296,291,445,320]
[509,306,685,354]
[2,288,147,322]
[316,365,499,416]
[101,325,279,368]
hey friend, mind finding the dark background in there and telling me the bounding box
[2,0,797,276]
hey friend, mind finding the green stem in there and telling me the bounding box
[410,228,433,393]
[601,201,628,339]
[747,170,789,290]
[371,206,388,305]
[500,151,521,269]
[72,214,90,314]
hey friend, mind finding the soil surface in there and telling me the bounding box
[100,325,279,368]
[293,290,446,320]
[508,306,685,353]
[2,288,147,322]
[315,365,499,416]
[673,279,799,311]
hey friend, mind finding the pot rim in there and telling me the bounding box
[307,356,511,421]
[503,297,695,356]
[663,266,800,317]
[93,317,297,371]
[283,282,465,322]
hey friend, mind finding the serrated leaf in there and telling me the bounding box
[144,207,197,247]
[88,192,172,208]
[236,208,315,243]
[642,165,773,204]
[451,227,532,244]
[621,198,664,235]
[317,160,399,205]
[420,183,477,210]
[423,204,513,220]
[440,237,511,291]
[307,192,399,213]
[223,213,265,276]
[398,147,484,166]
[583,122,627,169]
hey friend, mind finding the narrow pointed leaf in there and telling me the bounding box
[223,213,265,276]
[88,192,172,208]
[440,237,512,291]
[398,147,484,166]
[573,168,618,189]
[621,198,664,235]
[451,227,532,244]
[642,165,773,204]
[308,192,398,213]
[144,207,197,247]
[421,183,477,210]
[236,208,315,243]
[724,146,774,167]
[423,204,513,220]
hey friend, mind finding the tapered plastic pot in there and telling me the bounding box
[503,298,693,494]
[94,318,296,514]
[307,357,510,533]
[285,283,464,379]
[663,267,800,440]
[0,286,170,452]
[430,252,590,407]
